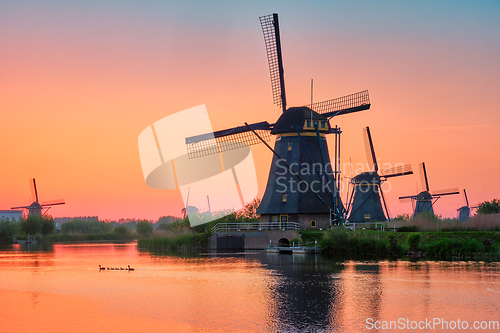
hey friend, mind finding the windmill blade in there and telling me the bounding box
[419,162,430,192]
[380,164,413,178]
[305,90,371,118]
[379,185,390,220]
[41,199,65,206]
[432,187,460,197]
[186,121,272,159]
[30,178,39,203]
[363,127,377,172]
[399,195,416,201]
[11,205,31,209]
[260,13,287,112]
[463,189,469,207]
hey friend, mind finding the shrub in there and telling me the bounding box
[388,235,402,253]
[407,233,421,251]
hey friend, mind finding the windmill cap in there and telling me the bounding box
[29,202,43,209]
[352,172,380,184]
[271,107,330,135]
[416,191,432,200]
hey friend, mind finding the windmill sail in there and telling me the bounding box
[363,126,378,172]
[186,121,272,158]
[30,178,38,203]
[420,162,430,192]
[305,90,371,118]
[41,199,66,206]
[260,13,287,112]
[432,187,460,197]
[380,164,413,178]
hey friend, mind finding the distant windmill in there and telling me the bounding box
[399,163,459,217]
[11,178,65,218]
[457,189,477,222]
[185,13,371,228]
[347,127,413,222]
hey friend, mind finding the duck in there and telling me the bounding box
[107,267,111,270]
[99,265,106,271]
[120,267,125,270]
[127,265,135,271]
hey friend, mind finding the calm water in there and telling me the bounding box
[1,242,500,332]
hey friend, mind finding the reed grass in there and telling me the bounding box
[393,213,500,232]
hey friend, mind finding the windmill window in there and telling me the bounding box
[313,121,319,128]
[282,194,287,202]
[280,215,288,223]
[272,216,279,223]
[321,121,326,128]
[364,214,371,220]
[311,220,317,228]
[287,141,292,151]
[306,120,312,127]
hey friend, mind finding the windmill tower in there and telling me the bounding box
[347,127,413,222]
[11,178,65,218]
[185,13,371,229]
[457,189,477,222]
[399,163,459,217]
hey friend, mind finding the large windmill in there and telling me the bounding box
[185,13,371,229]
[11,178,65,218]
[347,127,413,222]
[399,163,459,217]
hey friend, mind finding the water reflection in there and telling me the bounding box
[0,243,499,332]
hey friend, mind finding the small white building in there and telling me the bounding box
[0,210,23,221]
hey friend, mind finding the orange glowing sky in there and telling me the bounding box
[1,1,499,220]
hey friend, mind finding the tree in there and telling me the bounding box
[23,215,44,235]
[236,198,261,221]
[476,199,500,215]
[136,220,153,237]
[0,218,20,244]
[41,215,56,235]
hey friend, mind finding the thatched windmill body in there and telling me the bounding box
[186,14,371,229]
[347,127,413,222]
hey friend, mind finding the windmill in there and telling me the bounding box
[11,178,65,218]
[457,189,477,221]
[185,13,371,229]
[347,127,413,222]
[399,163,459,217]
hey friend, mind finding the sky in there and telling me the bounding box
[1,0,499,221]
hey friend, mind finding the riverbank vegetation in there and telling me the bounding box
[138,199,261,252]
[0,216,137,244]
[317,210,500,258]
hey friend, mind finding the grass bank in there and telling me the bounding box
[319,228,500,259]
